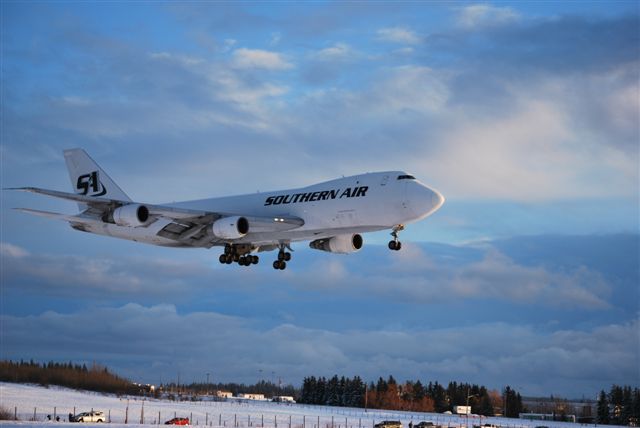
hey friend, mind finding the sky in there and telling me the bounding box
[1,1,639,399]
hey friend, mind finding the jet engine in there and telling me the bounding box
[309,234,363,254]
[210,216,249,239]
[112,204,150,227]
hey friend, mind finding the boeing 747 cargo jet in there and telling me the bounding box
[11,149,444,270]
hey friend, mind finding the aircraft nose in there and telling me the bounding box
[431,187,445,211]
[408,183,445,219]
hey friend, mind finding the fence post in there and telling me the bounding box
[262,415,264,427]
[235,414,237,428]
[220,414,222,426]
[290,415,292,428]
[275,415,278,428]
[14,407,17,420]
[33,407,36,421]
[206,413,209,426]
[191,413,193,425]
[159,411,161,425]
[332,416,334,428]
[304,415,306,428]
[54,407,57,420]
[109,410,111,423]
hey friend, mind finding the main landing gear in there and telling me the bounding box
[272,245,292,270]
[388,225,404,251]
[219,244,259,267]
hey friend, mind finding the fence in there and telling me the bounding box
[7,405,540,428]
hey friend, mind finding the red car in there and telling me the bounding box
[165,417,189,425]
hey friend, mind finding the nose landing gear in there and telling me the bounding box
[388,225,404,251]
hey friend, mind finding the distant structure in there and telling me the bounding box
[520,413,577,423]
[272,396,296,403]
[216,391,233,399]
[238,393,265,400]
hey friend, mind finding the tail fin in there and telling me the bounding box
[63,148,131,210]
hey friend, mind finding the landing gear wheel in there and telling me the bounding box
[251,255,259,264]
[225,257,233,264]
[395,241,402,250]
[277,252,285,261]
[279,261,287,270]
[388,240,397,250]
[284,252,291,261]
[219,254,227,264]
[273,260,281,269]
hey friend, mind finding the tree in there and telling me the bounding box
[597,390,610,425]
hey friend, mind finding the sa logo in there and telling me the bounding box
[76,171,107,196]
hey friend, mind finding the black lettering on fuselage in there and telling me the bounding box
[340,188,352,198]
[355,186,368,197]
[263,185,368,206]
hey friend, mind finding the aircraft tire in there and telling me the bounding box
[219,254,227,264]
[252,255,259,264]
[388,240,397,250]
[395,241,402,250]
[284,252,291,261]
[277,252,285,261]
[279,261,286,270]
[273,260,280,269]
[226,257,233,264]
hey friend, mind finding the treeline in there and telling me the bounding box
[165,380,297,399]
[299,375,523,417]
[596,385,640,426]
[0,360,139,395]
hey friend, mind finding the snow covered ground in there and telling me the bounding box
[0,383,615,428]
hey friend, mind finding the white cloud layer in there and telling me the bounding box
[376,27,421,45]
[2,303,636,396]
[232,48,293,70]
[456,4,520,29]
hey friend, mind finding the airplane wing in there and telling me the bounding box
[9,187,304,248]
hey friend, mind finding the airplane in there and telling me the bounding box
[9,148,445,270]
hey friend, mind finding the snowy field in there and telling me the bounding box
[0,383,617,428]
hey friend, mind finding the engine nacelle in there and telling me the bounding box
[112,204,150,227]
[309,234,363,254]
[210,216,249,239]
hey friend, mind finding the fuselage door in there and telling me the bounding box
[380,174,389,186]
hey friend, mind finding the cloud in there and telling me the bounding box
[231,48,293,70]
[1,303,637,396]
[0,242,29,258]
[310,43,353,61]
[0,237,617,312]
[376,27,421,44]
[456,4,520,29]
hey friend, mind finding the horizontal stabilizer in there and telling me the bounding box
[13,208,103,226]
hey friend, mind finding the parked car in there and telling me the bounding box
[165,417,190,425]
[415,422,435,428]
[72,411,105,423]
[375,421,402,428]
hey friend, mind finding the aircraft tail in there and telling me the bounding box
[63,148,131,210]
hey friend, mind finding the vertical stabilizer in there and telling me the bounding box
[63,148,132,210]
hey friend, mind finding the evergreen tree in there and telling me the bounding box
[597,390,610,425]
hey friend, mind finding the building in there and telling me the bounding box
[238,393,265,400]
[272,396,296,403]
[216,391,233,399]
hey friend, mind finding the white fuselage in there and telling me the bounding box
[75,171,443,249]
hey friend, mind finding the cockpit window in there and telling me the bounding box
[397,174,415,180]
